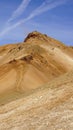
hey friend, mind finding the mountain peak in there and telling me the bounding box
[24,31,48,42]
[23,31,65,49]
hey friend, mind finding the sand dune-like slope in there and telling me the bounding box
[0,31,73,129]
[0,70,73,130]
[0,32,73,105]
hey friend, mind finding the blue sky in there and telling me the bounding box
[0,0,73,45]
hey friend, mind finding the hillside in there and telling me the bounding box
[0,31,73,105]
[0,69,73,130]
[0,31,73,130]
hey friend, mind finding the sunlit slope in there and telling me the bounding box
[0,31,73,105]
[0,70,73,130]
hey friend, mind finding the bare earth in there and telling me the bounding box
[0,31,73,130]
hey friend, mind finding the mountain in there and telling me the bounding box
[0,31,73,130]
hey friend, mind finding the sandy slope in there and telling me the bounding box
[0,70,73,130]
[0,31,73,129]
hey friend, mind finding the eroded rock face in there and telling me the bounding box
[24,31,42,42]
[24,31,49,43]
[0,31,73,130]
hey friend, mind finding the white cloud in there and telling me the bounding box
[29,0,68,18]
[8,0,31,23]
[0,0,68,37]
[0,17,30,37]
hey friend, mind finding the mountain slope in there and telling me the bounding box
[0,31,73,105]
[0,69,73,130]
[0,31,73,129]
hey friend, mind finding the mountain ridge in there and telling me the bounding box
[0,31,73,130]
